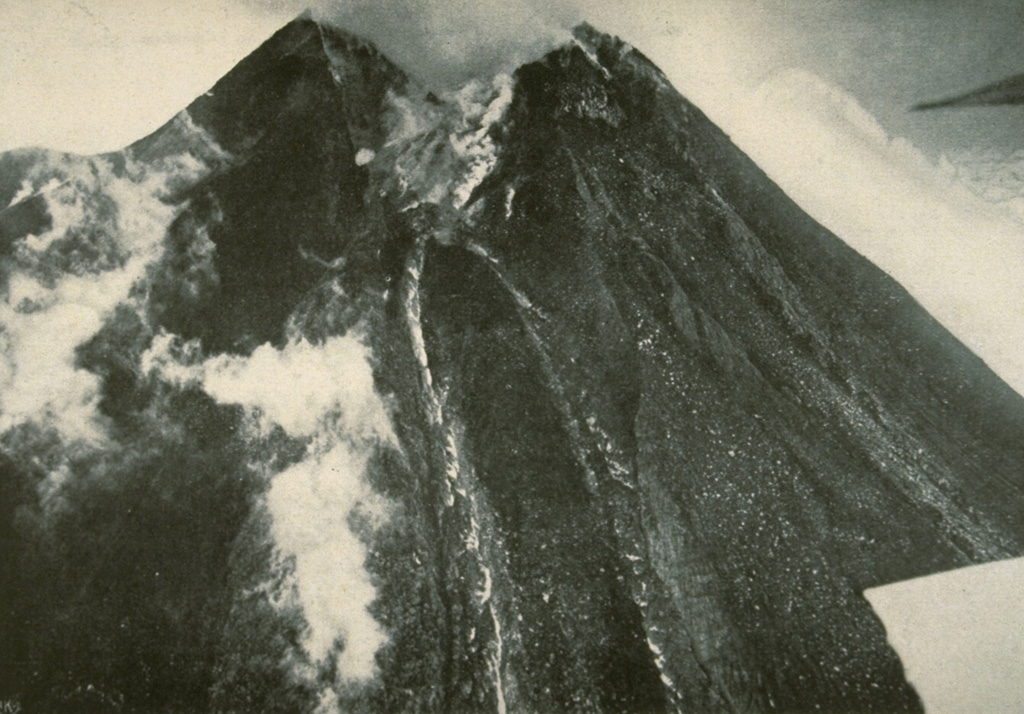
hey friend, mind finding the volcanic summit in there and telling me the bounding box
[2,15,1023,714]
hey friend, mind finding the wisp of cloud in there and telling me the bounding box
[309,0,581,89]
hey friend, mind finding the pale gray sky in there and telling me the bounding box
[2,1,1023,156]
[867,558,1024,714]
[0,0,288,154]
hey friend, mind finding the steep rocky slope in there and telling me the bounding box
[2,15,1023,714]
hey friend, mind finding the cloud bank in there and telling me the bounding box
[144,332,397,687]
[720,69,1024,394]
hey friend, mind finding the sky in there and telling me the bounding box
[3,1,1024,157]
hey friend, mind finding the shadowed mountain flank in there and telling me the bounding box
[1,15,1023,714]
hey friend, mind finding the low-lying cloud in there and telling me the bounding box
[0,152,204,444]
[143,332,397,687]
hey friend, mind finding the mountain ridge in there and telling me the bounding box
[1,15,1023,714]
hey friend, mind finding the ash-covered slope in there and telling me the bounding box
[2,15,1024,714]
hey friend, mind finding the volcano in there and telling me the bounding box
[2,15,1024,714]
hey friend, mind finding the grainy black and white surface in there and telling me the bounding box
[1,15,1024,714]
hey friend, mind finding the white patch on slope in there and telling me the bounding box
[7,177,61,208]
[0,155,205,443]
[572,35,611,80]
[131,109,231,168]
[865,557,1024,714]
[146,333,397,686]
[503,186,516,219]
[7,180,34,207]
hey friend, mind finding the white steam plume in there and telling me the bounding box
[310,0,580,89]
[202,337,395,443]
[144,332,397,685]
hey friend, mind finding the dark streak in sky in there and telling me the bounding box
[914,73,1024,111]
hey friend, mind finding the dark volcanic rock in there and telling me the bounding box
[140,17,407,353]
[2,15,1024,714]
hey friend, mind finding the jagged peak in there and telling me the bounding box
[571,22,621,52]
[500,20,674,100]
[213,11,399,83]
[314,17,408,82]
[124,11,410,160]
[570,21,672,88]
